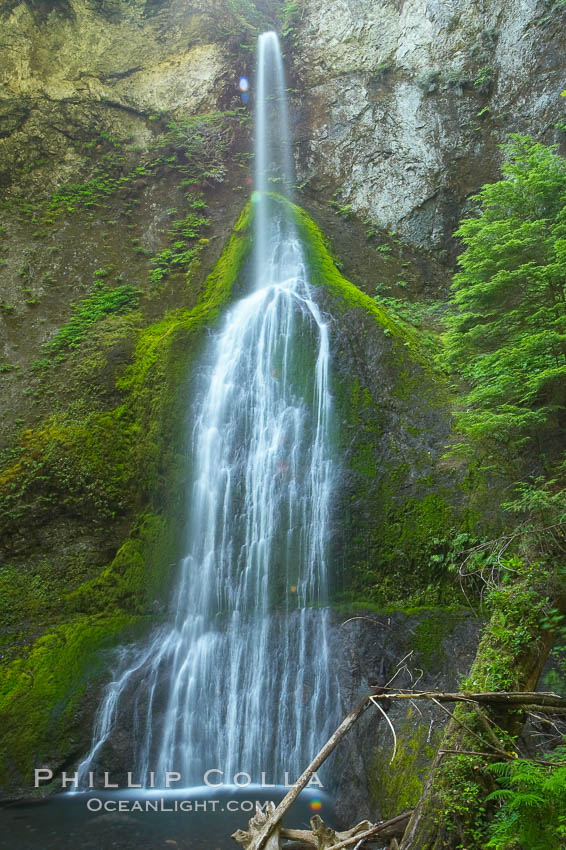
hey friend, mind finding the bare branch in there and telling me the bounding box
[324,812,413,850]
[369,697,398,764]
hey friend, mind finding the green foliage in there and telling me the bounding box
[0,205,252,784]
[280,0,300,44]
[462,558,550,691]
[43,282,141,359]
[374,284,446,355]
[162,110,241,184]
[486,751,566,849]
[143,111,242,286]
[444,136,566,484]
[436,753,490,845]
[329,193,352,219]
[541,604,566,695]
[23,109,240,235]
[474,65,494,92]
[439,147,566,850]
[149,201,210,286]
[49,153,163,215]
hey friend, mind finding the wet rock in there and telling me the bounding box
[295,0,566,251]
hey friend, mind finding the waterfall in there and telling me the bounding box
[76,31,340,790]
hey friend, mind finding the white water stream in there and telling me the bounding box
[77,31,340,789]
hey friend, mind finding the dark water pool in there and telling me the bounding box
[0,786,335,850]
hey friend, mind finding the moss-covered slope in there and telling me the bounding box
[0,205,251,792]
[285,199,466,606]
[0,195,467,795]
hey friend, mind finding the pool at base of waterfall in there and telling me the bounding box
[1,786,336,849]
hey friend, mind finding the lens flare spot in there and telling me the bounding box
[239,77,249,91]
[290,585,297,594]
[251,190,262,204]
[310,799,322,811]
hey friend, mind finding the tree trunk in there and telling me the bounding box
[399,575,557,850]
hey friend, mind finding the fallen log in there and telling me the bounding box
[279,817,372,848]
[323,811,413,850]
[367,688,566,710]
[233,801,281,850]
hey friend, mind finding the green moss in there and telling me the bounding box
[338,468,461,607]
[377,493,455,573]
[343,378,382,479]
[370,718,440,818]
[0,613,140,787]
[411,608,460,669]
[0,203,252,786]
[288,199,410,339]
[461,568,548,693]
[64,513,172,616]
[0,412,135,537]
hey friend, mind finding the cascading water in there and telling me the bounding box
[76,31,340,790]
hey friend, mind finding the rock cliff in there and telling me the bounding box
[294,0,566,251]
[0,0,560,818]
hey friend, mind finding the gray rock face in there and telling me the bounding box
[294,0,566,249]
[0,0,240,195]
[328,608,480,824]
[0,0,250,440]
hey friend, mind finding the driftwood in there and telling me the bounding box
[233,690,379,850]
[322,811,412,850]
[233,802,282,850]
[232,687,566,850]
[281,814,371,848]
[234,811,411,850]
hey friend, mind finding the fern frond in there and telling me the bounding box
[487,761,514,777]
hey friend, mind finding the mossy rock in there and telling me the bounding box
[0,614,139,789]
[0,203,252,790]
[411,607,461,670]
[278,197,463,606]
[0,195,467,790]
[370,717,441,818]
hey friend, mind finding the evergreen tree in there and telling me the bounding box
[445,136,566,483]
